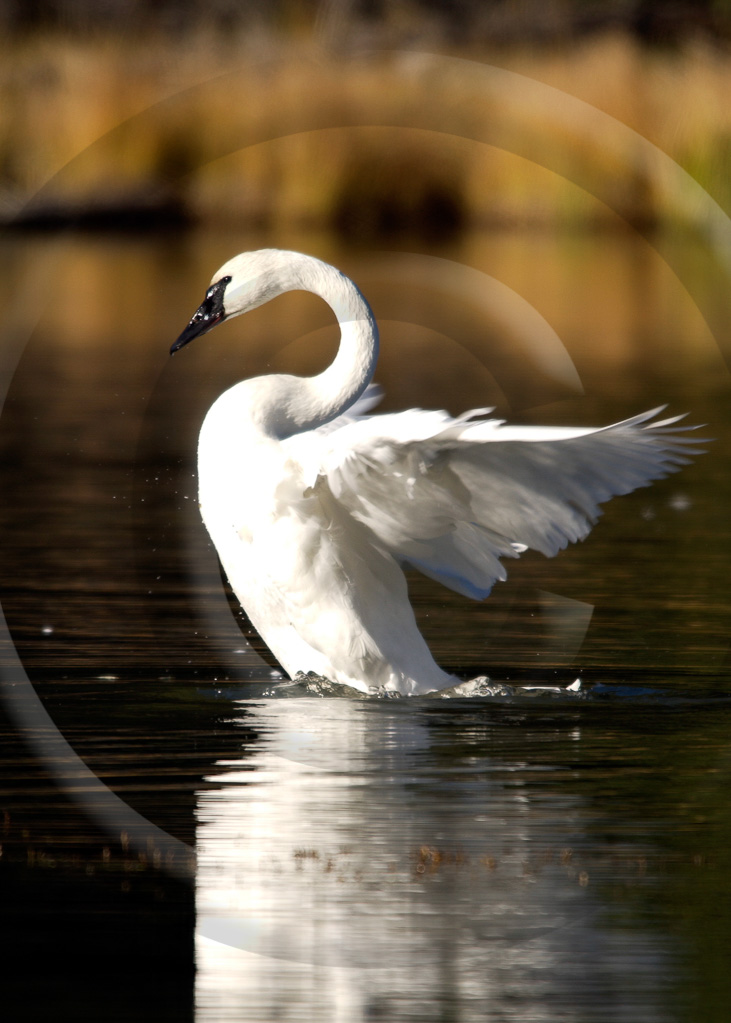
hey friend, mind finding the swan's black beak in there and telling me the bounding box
[170,275,232,354]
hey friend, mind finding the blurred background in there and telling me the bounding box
[1,4,731,1023]
[2,0,731,231]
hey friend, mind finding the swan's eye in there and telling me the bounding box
[196,275,233,321]
[206,275,232,305]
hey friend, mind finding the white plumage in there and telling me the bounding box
[172,249,702,695]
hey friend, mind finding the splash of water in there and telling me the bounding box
[259,672,585,700]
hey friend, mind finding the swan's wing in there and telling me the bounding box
[288,406,705,600]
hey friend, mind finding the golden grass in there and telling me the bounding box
[1,30,730,230]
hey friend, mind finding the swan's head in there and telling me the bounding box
[170,250,295,354]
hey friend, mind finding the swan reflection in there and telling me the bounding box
[194,698,672,1022]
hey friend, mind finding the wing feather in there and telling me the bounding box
[283,404,706,600]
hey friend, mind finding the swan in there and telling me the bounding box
[171,249,702,695]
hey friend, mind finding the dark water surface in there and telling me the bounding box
[1,229,730,1021]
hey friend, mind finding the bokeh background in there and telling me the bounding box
[3,0,731,231]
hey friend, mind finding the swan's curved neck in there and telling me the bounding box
[253,251,379,439]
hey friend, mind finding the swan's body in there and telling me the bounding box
[172,249,702,695]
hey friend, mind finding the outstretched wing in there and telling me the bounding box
[285,404,705,601]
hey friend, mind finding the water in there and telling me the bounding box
[194,692,731,1023]
[1,227,730,1021]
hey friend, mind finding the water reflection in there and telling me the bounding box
[195,698,674,1022]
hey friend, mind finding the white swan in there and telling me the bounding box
[171,249,702,695]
